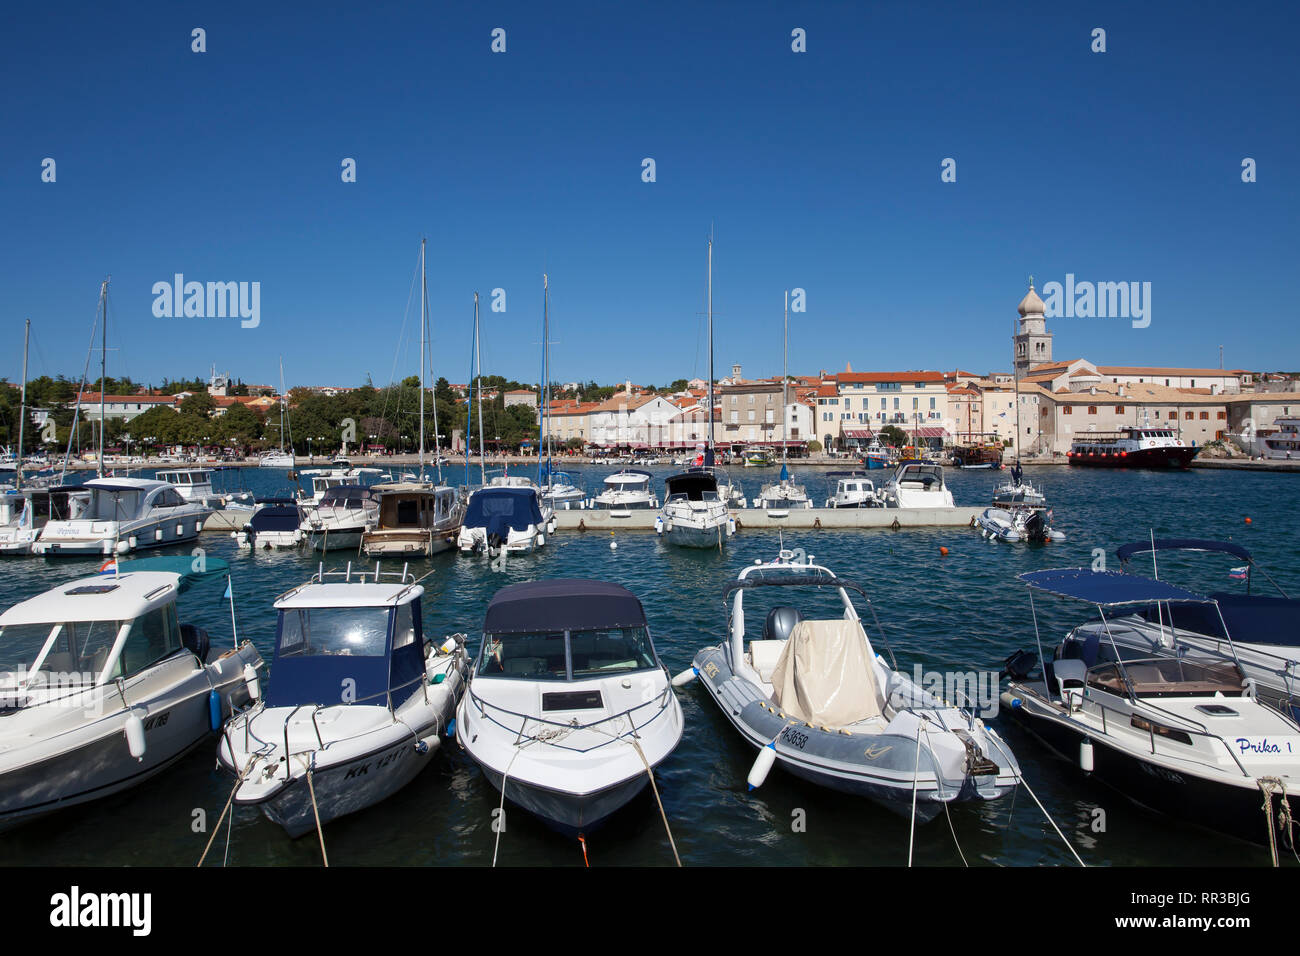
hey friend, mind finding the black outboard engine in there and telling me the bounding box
[180,624,211,663]
[1000,648,1037,680]
[763,606,804,643]
[1022,509,1046,543]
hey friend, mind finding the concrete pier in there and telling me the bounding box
[554,506,980,532]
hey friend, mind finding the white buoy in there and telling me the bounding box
[671,666,697,687]
[243,663,261,701]
[116,539,131,555]
[747,741,778,790]
[610,538,617,551]
[125,712,146,761]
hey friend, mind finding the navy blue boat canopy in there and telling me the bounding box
[664,469,718,499]
[484,579,647,635]
[463,487,543,533]
[1019,569,1210,606]
[1116,538,1252,565]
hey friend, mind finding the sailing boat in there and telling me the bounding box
[458,285,553,555]
[757,291,811,511]
[361,239,465,557]
[538,275,586,511]
[259,358,295,468]
[977,282,1064,543]
[658,233,737,547]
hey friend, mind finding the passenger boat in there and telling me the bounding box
[0,556,264,829]
[1067,426,1198,469]
[1002,569,1300,849]
[952,441,1003,470]
[457,486,553,555]
[744,447,774,467]
[588,470,658,511]
[302,484,379,552]
[233,498,306,550]
[880,462,955,509]
[0,486,91,555]
[361,483,464,557]
[457,579,683,835]
[217,564,467,838]
[1261,417,1300,460]
[1107,539,1300,719]
[861,439,891,470]
[679,549,1019,820]
[823,471,883,508]
[31,477,212,556]
[656,468,734,548]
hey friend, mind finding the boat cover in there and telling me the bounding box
[769,620,882,727]
[464,487,542,537]
[664,470,718,500]
[1019,569,1208,606]
[116,555,231,592]
[485,579,646,635]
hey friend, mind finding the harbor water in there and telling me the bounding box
[1,463,1296,867]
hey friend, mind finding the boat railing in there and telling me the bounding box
[1070,660,1255,777]
[465,684,673,753]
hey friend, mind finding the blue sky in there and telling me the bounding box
[2,1,1296,392]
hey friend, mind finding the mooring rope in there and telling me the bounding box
[907,721,923,867]
[985,734,1085,866]
[304,762,329,867]
[197,755,256,867]
[630,737,682,867]
[492,747,523,868]
[920,722,968,867]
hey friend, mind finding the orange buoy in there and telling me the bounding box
[1245,517,1252,524]
[939,546,949,556]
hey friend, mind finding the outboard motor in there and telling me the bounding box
[763,606,804,643]
[1000,649,1038,680]
[180,624,211,663]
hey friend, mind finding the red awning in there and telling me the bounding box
[843,429,875,439]
[912,427,950,439]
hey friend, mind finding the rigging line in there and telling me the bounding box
[907,717,923,867]
[302,757,329,867]
[921,723,968,867]
[492,747,523,868]
[377,247,424,436]
[984,733,1085,867]
[196,753,257,867]
[60,290,103,482]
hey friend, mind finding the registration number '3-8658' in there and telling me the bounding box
[779,726,809,750]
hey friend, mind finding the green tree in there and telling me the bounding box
[879,425,908,447]
[180,391,217,418]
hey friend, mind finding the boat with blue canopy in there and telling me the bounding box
[458,486,551,555]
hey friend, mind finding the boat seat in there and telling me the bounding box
[749,641,786,683]
[1054,658,1087,710]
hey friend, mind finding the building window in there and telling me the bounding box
[1168,412,1176,419]
[893,398,899,410]
[747,410,755,422]
[912,398,918,410]
[1185,411,1194,420]
[1217,411,1227,420]
[1087,406,1097,415]
[1064,407,1073,415]
[748,395,754,405]
[730,411,738,424]
[1199,411,1209,420]
[1115,405,1124,414]
[929,397,936,409]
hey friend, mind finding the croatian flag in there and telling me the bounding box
[98,559,117,575]
[1229,566,1249,581]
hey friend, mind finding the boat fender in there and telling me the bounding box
[155,528,164,541]
[671,666,698,687]
[727,516,736,535]
[654,516,663,535]
[999,692,1021,710]
[208,689,222,731]
[748,742,778,791]
[438,636,458,655]
[125,711,146,761]
[415,735,440,755]
[537,533,545,547]
[446,717,457,738]
[1080,739,1095,773]
[243,662,261,701]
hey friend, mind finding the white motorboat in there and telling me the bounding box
[457,486,553,555]
[302,484,380,552]
[233,498,306,550]
[680,549,1019,820]
[31,477,212,556]
[157,466,255,512]
[823,470,883,508]
[217,564,468,838]
[0,486,91,555]
[0,556,264,829]
[1003,568,1300,852]
[259,450,294,468]
[457,579,683,835]
[880,462,956,509]
[589,469,658,512]
[979,467,1065,543]
[656,468,734,548]
[361,483,464,557]
[540,470,586,511]
[297,466,385,508]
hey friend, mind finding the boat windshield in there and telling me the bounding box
[477,626,657,680]
[88,488,142,520]
[277,607,390,658]
[1087,656,1245,698]
[0,619,123,684]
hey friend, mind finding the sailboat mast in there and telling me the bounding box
[707,234,714,460]
[466,294,475,480]
[541,273,550,482]
[782,290,789,467]
[475,293,486,486]
[419,238,426,478]
[16,319,29,490]
[98,278,108,477]
[279,356,287,454]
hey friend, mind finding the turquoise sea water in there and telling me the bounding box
[1,463,1296,867]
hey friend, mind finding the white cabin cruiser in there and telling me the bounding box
[589,470,658,512]
[680,550,1019,820]
[1002,569,1300,852]
[258,450,295,469]
[362,483,465,557]
[881,463,956,509]
[302,484,379,552]
[0,485,91,555]
[824,471,883,508]
[656,469,734,549]
[157,467,254,511]
[233,498,306,550]
[457,579,683,835]
[457,486,554,555]
[0,557,264,828]
[540,470,586,511]
[755,477,813,511]
[216,564,468,838]
[31,477,212,556]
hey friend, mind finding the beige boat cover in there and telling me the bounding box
[770,619,882,727]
